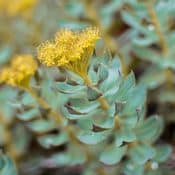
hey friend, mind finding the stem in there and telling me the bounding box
[114,115,121,130]
[83,0,100,27]
[0,116,18,161]
[164,68,174,89]
[25,87,64,124]
[83,75,109,110]
[146,2,174,88]
[146,2,169,55]
[96,166,108,175]
[98,96,109,110]
[118,52,129,76]
[83,0,118,53]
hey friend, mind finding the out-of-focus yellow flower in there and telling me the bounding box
[0,0,38,16]
[37,27,100,78]
[0,0,6,10]
[0,55,38,87]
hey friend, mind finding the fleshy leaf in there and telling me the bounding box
[78,131,109,145]
[113,72,135,102]
[129,144,156,165]
[115,128,136,147]
[38,132,68,149]
[17,108,40,121]
[87,86,102,101]
[123,161,144,175]
[68,98,99,114]
[0,154,18,175]
[135,115,163,142]
[100,145,127,165]
[55,82,85,94]
[27,119,57,133]
[153,144,172,162]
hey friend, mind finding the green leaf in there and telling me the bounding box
[55,82,85,94]
[133,34,157,47]
[84,170,96,175]
[0,45,13,65]
[158,89,175,103]
[121,11,145,32]
[64,0,84,16]
[0,87,17,119]
[0,126,6,144]
[38,132,68,149]
[0,154,17,175]
[145,170,161,175]
[78,119,93,130]
[93,117,114,129]
[115,128,136,146]
[99,59,121,95]
[13,124,30,155]
[78,131,109,145]
[100,0,123,27]
[68,98,99,114]
[17,108,40,121]
[132,45,161,64]
[129,144,156,165]
[135,116,163,142]
[87,86,102,101]
[27,119,57,133]
[58,20,88,30]
[120,84,146,116]
[153,144,172,162]
[123,161,144,175]
[21,93,36,106]
[100,0,123,15]
[88,63,99,83]
[97,63,109,83]
[100,146,127,165]
[62,106,90,120]
[52,148,86,166]
[51,153,71,166]
[139,66,166,89]
[121,114,139,129]
[113,72,135,102]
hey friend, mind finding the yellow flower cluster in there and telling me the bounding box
[37,27,100,78]
[0,0,38,16]
[0,55,37,87]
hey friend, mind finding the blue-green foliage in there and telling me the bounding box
[4,52,169,175]
[0,153,18,175]
[48,53,170,174]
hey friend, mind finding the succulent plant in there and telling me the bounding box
[0,1,174,175]
[1,37,171,174]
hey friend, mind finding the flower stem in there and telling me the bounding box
[96,166,108,175]
[25,87,64,124]
[83,0,118,53]
[146,2,174,88]
[0,116,19,161]
[146,2,169,55]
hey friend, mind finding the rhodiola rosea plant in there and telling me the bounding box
[0,27,172,175]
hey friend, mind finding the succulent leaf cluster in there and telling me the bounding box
[1,49,170,175]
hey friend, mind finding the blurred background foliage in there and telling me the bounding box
[0,0,175,175]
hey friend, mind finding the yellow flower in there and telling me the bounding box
[0,0,38,16]
[37,27,100,79]
[0,55,38,87]
[0,0,6,11]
